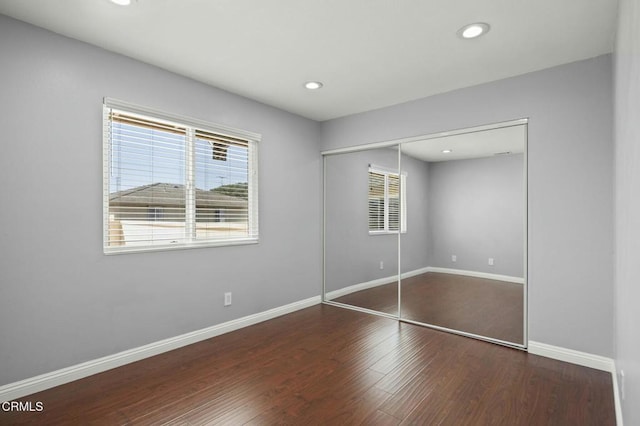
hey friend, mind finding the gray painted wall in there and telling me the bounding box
[614,0,640,422]
[0,15,322,386]
[324,149,430,293]
[321,55,614,357]
[400,154,430,275]
[427,154,524,277]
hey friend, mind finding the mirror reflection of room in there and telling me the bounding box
[324,147,400,317]
[323,123,526,346]
[400,124,526,345]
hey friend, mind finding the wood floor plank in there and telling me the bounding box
[361,409,402,426]
[373,353,432,395]
[1,305,615,426]
[320,386,392,425]
[378,369,445,421]
[334,324,424,374]
[151,350,342,425]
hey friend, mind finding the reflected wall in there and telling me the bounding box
[426,154,524,277]
[324,148,399,316]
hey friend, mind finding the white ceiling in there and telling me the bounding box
[401,124,526,162]
[0,0,617,121]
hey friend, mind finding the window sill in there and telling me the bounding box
[103,237,259,255]
[368,230,406,236]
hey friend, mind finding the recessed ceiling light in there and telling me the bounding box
[110,0,131,5]
[442,149,453,154]
[304,81,323,90]
[457,23,490,39]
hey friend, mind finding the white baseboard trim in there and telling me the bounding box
[528,341,614,372]
[611,361,624,426]
[0,295,321,403]
[528,341,622,425]
[426,267,524,284]
[325,266,432,300]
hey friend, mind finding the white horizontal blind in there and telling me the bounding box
[368,165,406,234]
[193,130,253,242]
[400,173,407,233]
[368,171,385,231]
[103,100,259,253]
[387,173,400,231]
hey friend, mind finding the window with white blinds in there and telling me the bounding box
[103,98,259,254]
[368,165,406,234]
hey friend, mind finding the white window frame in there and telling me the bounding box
[103,98,260,254]
[368,165,407,235]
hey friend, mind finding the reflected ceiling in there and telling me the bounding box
[402,125,526,162]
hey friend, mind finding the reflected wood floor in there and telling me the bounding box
[2,305,614,425]
[333,272,524,344]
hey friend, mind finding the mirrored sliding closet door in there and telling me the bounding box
[323,119,527,349]
[399,122,527,346]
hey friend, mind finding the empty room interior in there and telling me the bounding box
[0,0,638,425]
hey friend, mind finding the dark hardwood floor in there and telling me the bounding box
[332,272,524,344]
[331,279,400,316]
[1,304,614,425]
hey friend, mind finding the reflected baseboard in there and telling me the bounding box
[325,266,523,301]
[325,267,431,300]
[426,267,524,284]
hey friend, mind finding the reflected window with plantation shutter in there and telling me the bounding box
[368,165,406,234]
[103,98,259,254]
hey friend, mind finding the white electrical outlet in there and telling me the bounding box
[621,370,626,400]
[379,261,384,270]
[451,255,457,262]
[488,258,494,266]
[224,292,232,307]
